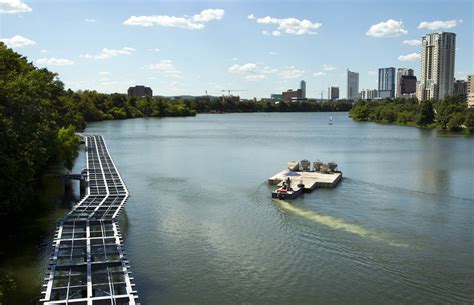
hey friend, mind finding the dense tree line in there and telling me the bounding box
[349,97,474,133]
[0,43,82,218]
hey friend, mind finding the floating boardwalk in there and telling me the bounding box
[40,135,139,304]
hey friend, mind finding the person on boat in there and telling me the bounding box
[286,177,291,191]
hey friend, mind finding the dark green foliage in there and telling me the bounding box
[417,101,435,126]
[350,97,474,132]
[0,43,82,216]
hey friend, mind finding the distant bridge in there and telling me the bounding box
[40,135,139,304]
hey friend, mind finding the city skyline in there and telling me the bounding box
[1,0,472,99]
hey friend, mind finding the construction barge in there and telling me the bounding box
[269,160,342,199]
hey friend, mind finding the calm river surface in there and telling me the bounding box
[7,112,474,304]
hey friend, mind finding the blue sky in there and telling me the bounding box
[1,0,472,99]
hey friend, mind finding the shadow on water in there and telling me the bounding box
[0,171,79,305]
[272,199,408,248]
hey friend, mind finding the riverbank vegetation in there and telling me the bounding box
[349,97,474,133]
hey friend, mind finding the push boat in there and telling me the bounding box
[271,177,304,200]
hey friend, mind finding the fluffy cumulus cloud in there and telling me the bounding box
[123,8,224,30]
[366,19,407,37]
[80,47,135,60]
[254,15,322,35]
[229,63,257,74]
[418,20,458,30]
[322,64,335,71]
[37,57,74,66]
[0,0,31,13]
[278,66,304,79]
[84,18,96,23]
[147,59,181,78]
[313,72,326,77]
[228,63,278,81]
[0,35,35,48]
[402,39,421,46]
[398,53,420,62]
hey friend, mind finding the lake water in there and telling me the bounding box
[5,112,474,304]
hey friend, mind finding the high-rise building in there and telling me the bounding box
[128,85,153,98]
[347,69,359,100]
[453,79,467,101]
[328,86,339,101]
[416,32,456,101]
[300,80,306,98]
[378,67,396,98]
[467,75,474,108]
[360,89,378,100]
[396,68,417,98]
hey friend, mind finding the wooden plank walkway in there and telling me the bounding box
[40,135,139,304]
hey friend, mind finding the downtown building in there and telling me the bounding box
[378,67,396,98]
[328,86,339,101]
[396,68,417,98]
[347,69,359,101]
[416,32,456,101]
[468,75,474,108]
[128,85,153,98]
[360,89,378,100]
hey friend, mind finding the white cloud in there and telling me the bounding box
[84,18,95,23]
[366,19,407,37]
[398,53,420,62]
[322,64,335,71]
[246,74,266,81]
[402,39,421,46]
[80,47,135,60]
[0,0,31,14]
[262,30,270,36]
[40,49,47,53]
[0,35,35,48]
[123,8,224,30]
[229,63,257,74]
[255,16,322,35]
[36,57,74,66]
[147,59,182,77]
[418,20,458,30]
[148,48,160,52]
[261,66,277,74]
[99,71,111,76]
[231,57,238,61]
[248,14,255,20]
[278,66,304,79]
[313,72,326,77]
[268,51,277,55]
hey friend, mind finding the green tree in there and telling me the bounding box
[417,101,435,126]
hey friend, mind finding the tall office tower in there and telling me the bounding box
[300,80,306,98]
[396,68,417,97]
[378,67,396,98]
[328,86,339,101]
[416,32,456,101]
[347,69,359,100]
[467,75,474,108]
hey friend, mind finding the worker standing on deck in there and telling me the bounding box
[286,177,291,191]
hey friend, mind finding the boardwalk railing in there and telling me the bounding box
[40,135,139,304]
